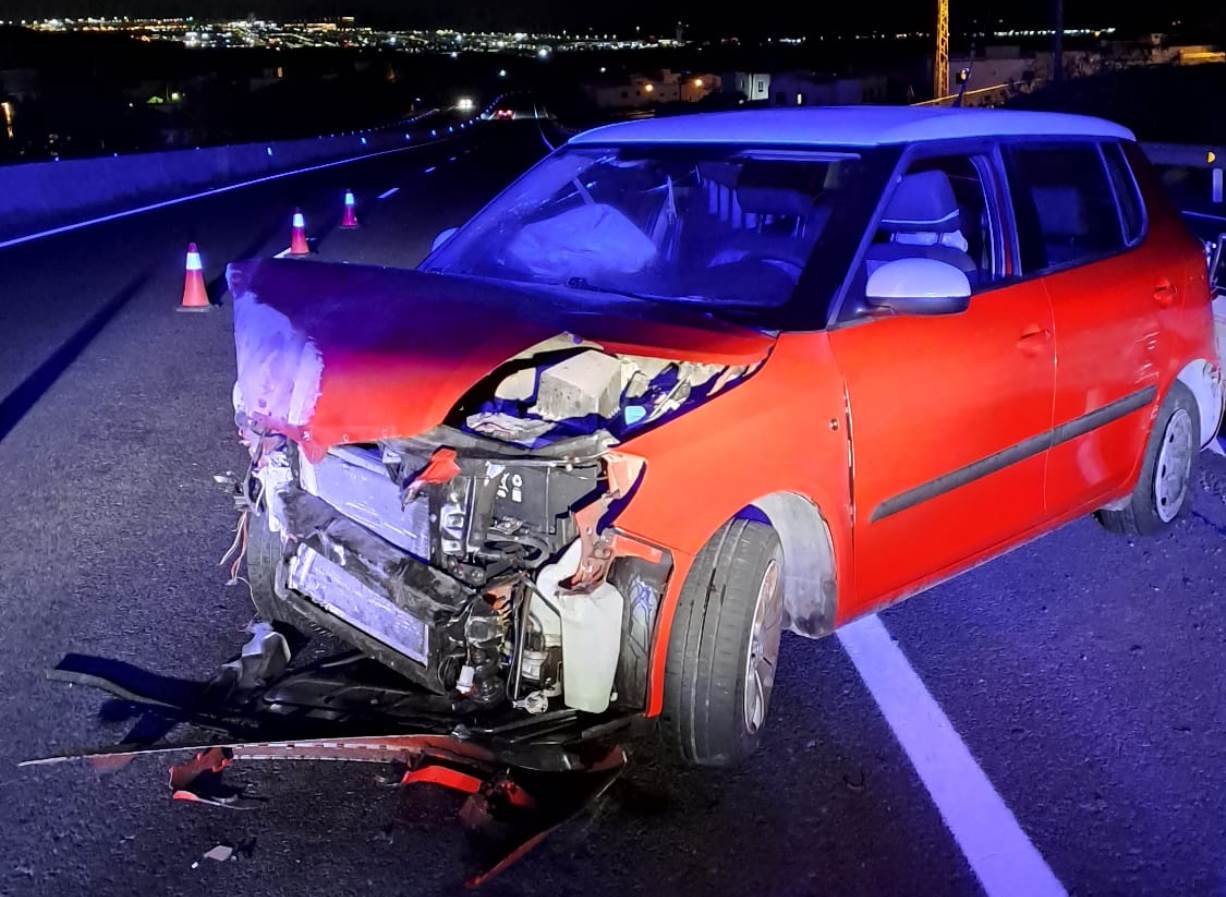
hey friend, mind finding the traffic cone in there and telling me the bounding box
[289,209,310,256]
[176,242,212,312]
[340,190,359,229]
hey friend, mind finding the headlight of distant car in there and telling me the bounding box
[448,335,765,447]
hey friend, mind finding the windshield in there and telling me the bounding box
[424,142,895,328]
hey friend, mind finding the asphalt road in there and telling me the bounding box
[1,121,1224,897]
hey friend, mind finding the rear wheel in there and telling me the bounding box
[662,519,784,768]
[1096,382,1199,536]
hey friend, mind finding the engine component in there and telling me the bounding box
[462,605,506,706]
[529,349,623,421]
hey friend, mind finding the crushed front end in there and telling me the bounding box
[242,426,671,718]
[222,258,769,725]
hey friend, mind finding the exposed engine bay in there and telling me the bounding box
[236,339,757,719]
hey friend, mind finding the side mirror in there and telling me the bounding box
[865,257,972,315]
[431,226,459,252]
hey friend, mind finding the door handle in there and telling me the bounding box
[1153,280,1177,307]
[1016,325,1052,356]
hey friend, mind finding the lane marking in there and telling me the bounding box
[423,166,438,174]
[273,247,292,259]
[377,187,400,200]
[837,614,1068,897]
[0,134,464,252]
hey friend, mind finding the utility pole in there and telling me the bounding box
[934,0,950,99]
[1052,0,1064,82]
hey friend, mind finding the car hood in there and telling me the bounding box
[227,259,774,460]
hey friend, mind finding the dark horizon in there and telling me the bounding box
[0,0,1223,39]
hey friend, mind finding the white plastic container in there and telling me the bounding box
[534,541,624,713]
[559,579,624,713]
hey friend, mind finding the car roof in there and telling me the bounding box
[569,106,1136,148]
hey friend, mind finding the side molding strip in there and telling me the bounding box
[871,385,1157,523]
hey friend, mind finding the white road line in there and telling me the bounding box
[377,187,400,200]
[423,166,437,174]
[837,614,1068,897]
[273,247,292,258]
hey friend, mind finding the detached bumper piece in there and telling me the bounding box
[26,625,629,888]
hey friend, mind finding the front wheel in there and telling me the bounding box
[661,519,784,768]
[1096,382,1199,536]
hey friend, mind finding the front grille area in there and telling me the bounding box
[298,445,431,561]
[286,544,430,665]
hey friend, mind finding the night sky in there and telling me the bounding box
[0,0,1221,36]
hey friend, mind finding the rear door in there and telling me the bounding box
[828,146,1057,611]
[1003,141,1160,510]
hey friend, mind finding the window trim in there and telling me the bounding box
[826,137,1009,328]
[1100,140,1149,249]
[1000,137,1148,281]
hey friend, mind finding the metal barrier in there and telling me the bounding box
[1142,142,1225,223]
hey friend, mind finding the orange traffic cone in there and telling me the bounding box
[340,190,359,229]
[176,242,212,312]
[289,209,310,256]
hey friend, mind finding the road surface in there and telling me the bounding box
[1,122,1224,897]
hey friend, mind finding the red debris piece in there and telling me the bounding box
[401,764,484,795]
[405,447,461,500]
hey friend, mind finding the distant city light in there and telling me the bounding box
[498,68,508,78]
[537,47,550,58]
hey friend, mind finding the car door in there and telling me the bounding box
[1003,141,1161,510]
[828,147,1057,611]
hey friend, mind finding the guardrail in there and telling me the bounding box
[1141,142,1225,225]
[0,109,469,249]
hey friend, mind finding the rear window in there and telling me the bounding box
[1102,143,1146,244]
[1005,144,1125,273]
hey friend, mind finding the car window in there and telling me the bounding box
[1101,143,1146,245]
[1005,144,1125,273]
[845,153,999,317]
[425,142,900,331]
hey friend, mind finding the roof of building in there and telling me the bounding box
[569,106,1136,147]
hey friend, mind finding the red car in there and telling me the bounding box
[228,107,1223,767]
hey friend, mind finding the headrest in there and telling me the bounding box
[1032,186,1088,238]
[881,170,961,233]
[736,184,814,217]
[734,161,821,218]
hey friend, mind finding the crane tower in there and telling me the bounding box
[934,0,950,99]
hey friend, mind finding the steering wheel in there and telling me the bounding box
[741,254,804,279]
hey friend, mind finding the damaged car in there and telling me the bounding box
[228,107,1223,767]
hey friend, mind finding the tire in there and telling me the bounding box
[661,519,784,768]
[245,508,286,622]
[1096,382,1200,536]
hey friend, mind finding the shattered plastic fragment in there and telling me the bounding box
[203,845,234,862]
[405,447,461,500]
